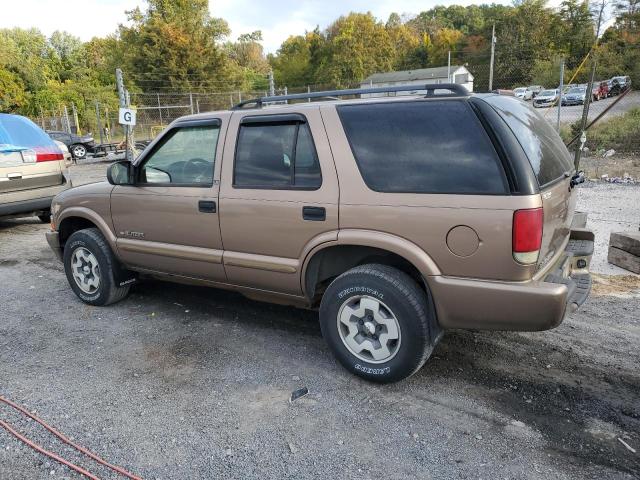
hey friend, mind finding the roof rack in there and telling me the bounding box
[232,83,468,109]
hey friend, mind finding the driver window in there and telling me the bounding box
[139,124,219,185]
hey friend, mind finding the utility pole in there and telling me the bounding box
[95,101,103,144]
[71,103,80,135]
[488,24,496,91]
[63,106,71,134]
[115,68,133,162]
[268,69,275,97]
[574,2,606,170]
[556,59,564,133]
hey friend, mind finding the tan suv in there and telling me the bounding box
[45,85,594,383]
[1,114,70,222]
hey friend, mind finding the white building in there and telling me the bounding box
[360,65,474,96]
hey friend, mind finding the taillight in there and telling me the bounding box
[513,208,543,264]
[34,146,64,162]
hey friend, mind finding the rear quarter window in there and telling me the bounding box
[484,95,573,186]
[337,100,507,194]
[0,114,56,148]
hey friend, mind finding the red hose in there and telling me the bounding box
[0,419,100,480]
[0,395,142,480]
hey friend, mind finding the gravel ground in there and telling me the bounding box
[1,161,639,480]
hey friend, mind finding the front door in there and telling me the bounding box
[219,109,339,295]
[111,117,227,282]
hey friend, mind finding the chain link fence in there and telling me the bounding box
[29,62,638,157]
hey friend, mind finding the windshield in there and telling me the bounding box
[540,90,556,96]
[568,88,585,94]
[514,88,526,93]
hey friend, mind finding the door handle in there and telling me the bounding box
[198,200,217,213]
[302,206,326,221]
[7,173,22,180]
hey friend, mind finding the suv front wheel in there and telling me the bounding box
[63,228,131,306]
[319,264,440,383]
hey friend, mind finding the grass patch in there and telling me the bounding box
[561,107,640,153]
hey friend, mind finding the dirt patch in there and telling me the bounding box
[592,273,640,297]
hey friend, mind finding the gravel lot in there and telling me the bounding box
[1,161,639,480]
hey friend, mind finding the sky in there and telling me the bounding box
[0,0,607,53]
[0,0,513,53]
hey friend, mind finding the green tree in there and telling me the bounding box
[119,0,231,91]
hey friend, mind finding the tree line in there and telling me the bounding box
[1,0,638,127]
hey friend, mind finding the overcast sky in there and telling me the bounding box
[2,0,604,53]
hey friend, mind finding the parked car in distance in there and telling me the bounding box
[1,114,70,222]
[561,86,587,106]
[609,76,631,96]
[527,85,544,98]
[513,87,533,100]
[593,81,609,100]
[533,89,559,107]
[45,84,594,383]
[47,130,95,160]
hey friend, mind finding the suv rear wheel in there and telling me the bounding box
[63,228,130,306]
[319,264,440,383]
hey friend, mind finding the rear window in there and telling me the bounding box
[0,114,56,148]
[337,100,507,194]
[484,95,573,186]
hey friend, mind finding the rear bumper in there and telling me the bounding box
[430,228,594,331]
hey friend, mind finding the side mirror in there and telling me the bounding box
[107,160,134,185]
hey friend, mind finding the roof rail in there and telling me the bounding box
[232,83,469,109]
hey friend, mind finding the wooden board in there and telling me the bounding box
[608,246,640,274]
[610,232,640,257]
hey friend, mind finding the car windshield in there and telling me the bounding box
[514,88,526,93]
[568,88,585,94]
[540,90,556,96]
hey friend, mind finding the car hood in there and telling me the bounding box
[51,181,114,226]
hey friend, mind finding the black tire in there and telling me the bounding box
[319,264,441,383]
[70,144,87,160]
[63,228,130,306]
[38,213,51,224]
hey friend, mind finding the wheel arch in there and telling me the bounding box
[301,229,441,305]
[57,207,117,253]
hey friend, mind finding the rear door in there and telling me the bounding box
[0,115,63,195]
[484,96,576,268]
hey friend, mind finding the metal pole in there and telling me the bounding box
[95,101,103,144]
[447,51,451,82]
[573,3,604,170]
[268,69,275,96]
[489,24,496,91]
[307,85,311,102]
[284,86,288,104]
[63,106,71,134]
[556,59,564,132]
[157,93,163,125]
[115,68,132,162]
[238,91,242,103]
[71,103,80,135]
[189,92,194,114]
[196,98,200,114]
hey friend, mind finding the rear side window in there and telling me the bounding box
[337,100,507,194]
[234,121,321,189]
[0,114,56,148]
[484,95,573,186]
